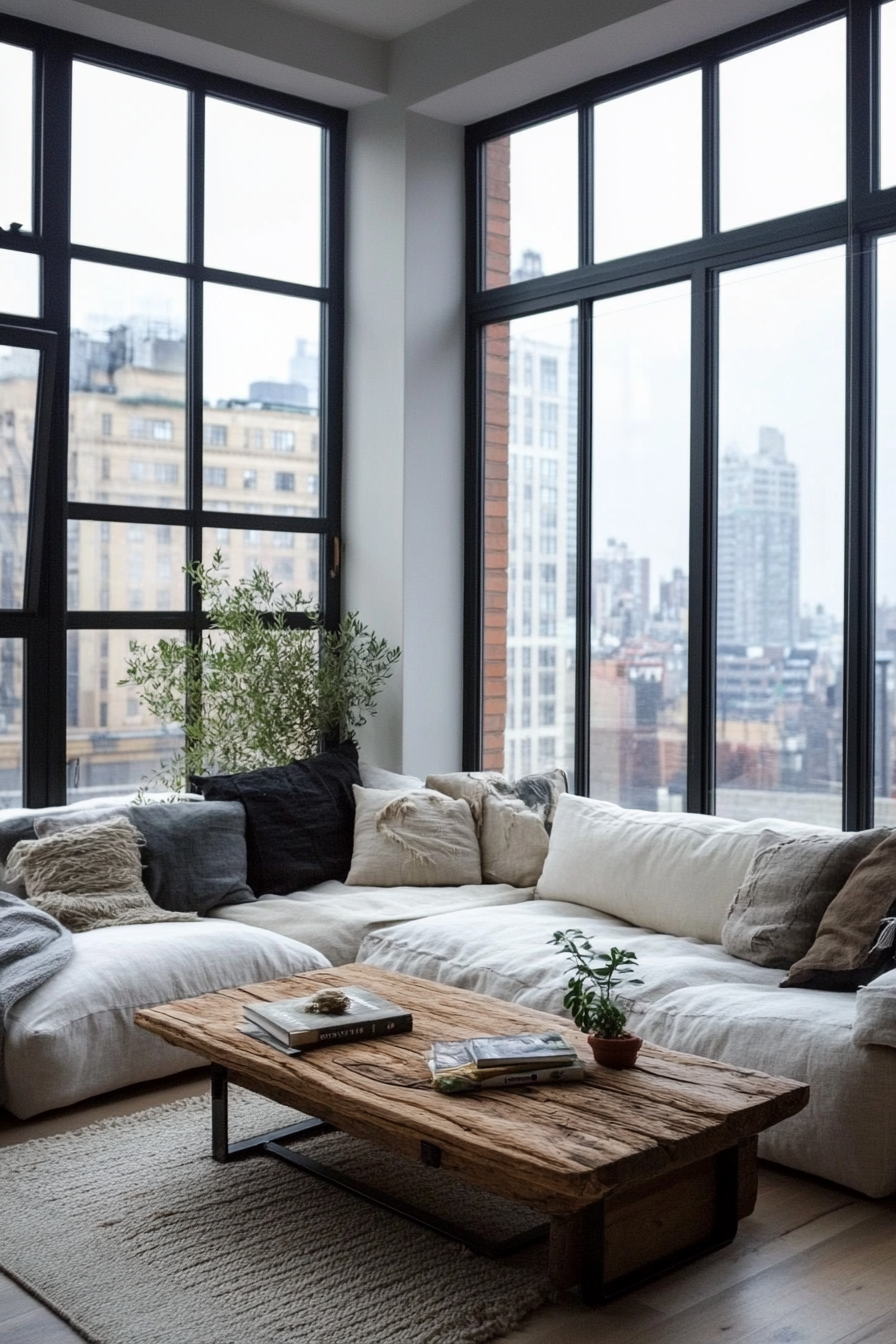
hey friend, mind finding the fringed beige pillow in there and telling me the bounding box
[5,815,197,933]
[425,768,566,887]
[346,786,482,887]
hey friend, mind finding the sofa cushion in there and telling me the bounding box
[426,769,566,887]
[346,787,481,888]
[192,741,361,895]
[781,830,896,990]
[722,826,892,970]
[1,921,330,1118]
[35,801,256,914]
[6,817,199,933]
[357,900,896,1198]
[211,879,534,966]
[535,794,825,943]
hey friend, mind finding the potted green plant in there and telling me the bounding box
[123,553,400,791]
[549,929,644,1068]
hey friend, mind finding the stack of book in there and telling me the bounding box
[427,1031,584,1093]
[241,986,412,1055]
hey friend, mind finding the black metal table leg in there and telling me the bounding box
[209,1064,334,1163]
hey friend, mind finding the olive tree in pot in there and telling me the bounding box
[122,554,400,791]
[550,929,643,1068]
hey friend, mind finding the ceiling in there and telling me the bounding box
[263,0,475,40]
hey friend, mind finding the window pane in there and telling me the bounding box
[484,116,578,288]
[481,308,578,781]
[67,520,187,612]
[0,637,23,805]
[0,250,39,317]
[71,63,187,261]
[876,234,896,825]
[203,528,319,606]
[66,628,185,801]
[69,262,187,508]
[0,344,39,609]
[716,248,845,826]
[593,72,702,263]
[882,2,896,190]
[204,99,322,286]
[590,283,690,810]
[0,43,33,233]
[719,21,846,231]
[203,285,320,516]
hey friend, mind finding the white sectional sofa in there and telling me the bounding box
[3,786,895,1203]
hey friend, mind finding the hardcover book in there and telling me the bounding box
[243,986,412,1048]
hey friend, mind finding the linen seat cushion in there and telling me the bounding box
[356,900,896,1198]
[209,878,534,965]
[346,787,481,887]
[535,794,827,944]
[1,921,331,1118]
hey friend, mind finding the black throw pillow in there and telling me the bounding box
[191,741,361,895]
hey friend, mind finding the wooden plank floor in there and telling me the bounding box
[1,1074,895,1344]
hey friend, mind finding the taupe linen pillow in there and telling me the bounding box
[425,768,566,886]
[346,786,482,888]
[5,816,197,933]
[721,826,891,969]
[781,830,896,990]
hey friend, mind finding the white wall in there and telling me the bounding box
[344,102,464,774]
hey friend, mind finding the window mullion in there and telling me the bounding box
[574,302,592,796]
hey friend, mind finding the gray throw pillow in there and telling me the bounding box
[35,801,255,915]
[722,826,892,968]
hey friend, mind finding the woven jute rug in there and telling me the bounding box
[0,1086,553,1344]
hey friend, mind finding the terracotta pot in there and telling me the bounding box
[587,1032,643,1069]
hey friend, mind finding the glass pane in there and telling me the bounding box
[0,43,33,233]
[590,283,691,810]
[204,99,322,286]
[481,308,578,781]
[66,628,185,802]
[69,261,187,508]
[67,520,187,612]
[203,528,319,606]
[0,344,39,609]
[883,2,896,190]
[484,115,578,288]
[71,63,187,261]
[203,285,320,516]
[0,637,23,805]
[719,20,846,231]
[0,250,39,317]
[876,234,896,825]
[593,72,702,263]
[716,248,845,826]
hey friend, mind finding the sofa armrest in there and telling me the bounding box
[854,969,896,1049]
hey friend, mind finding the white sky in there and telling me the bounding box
[885,4,896,188]
[0,42,33,232]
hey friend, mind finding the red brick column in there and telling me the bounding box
[481,136,511,770]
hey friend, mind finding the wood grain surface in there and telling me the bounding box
[135,965,808,1216]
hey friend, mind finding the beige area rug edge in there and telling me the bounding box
[0,1089,554,1344]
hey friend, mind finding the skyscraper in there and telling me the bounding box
[717,426,800,649]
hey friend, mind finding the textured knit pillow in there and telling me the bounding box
[35,800,255,914]
[346,786,482,887]
[192,740,361,895]
[721,826,891,969]
[425,768,566,886]
[780,830,896,990]
[5,816,197,933]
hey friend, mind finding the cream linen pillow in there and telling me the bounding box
[425,768,566,886]
[346,786,482,887]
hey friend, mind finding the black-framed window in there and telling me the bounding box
[0,15,345,807]
[466,0,896,831]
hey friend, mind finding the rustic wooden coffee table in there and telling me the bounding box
[136,964,808,1303]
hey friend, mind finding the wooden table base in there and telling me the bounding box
[209,1064,757,1303]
